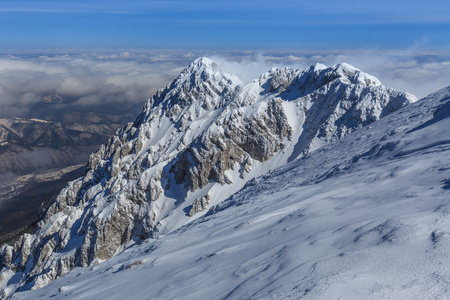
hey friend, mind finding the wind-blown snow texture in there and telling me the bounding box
[0,58,420,298]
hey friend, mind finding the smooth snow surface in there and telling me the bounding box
[9,86,450,299]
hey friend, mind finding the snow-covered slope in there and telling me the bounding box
[0,58,416,297]
[7,84,450,300]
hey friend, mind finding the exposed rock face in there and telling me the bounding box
[170,98,292,191]
[189,194,211,216]
[0,58,416,296]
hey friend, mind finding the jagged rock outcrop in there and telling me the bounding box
[189,194,211,216]
[0,57,416,297]
[170,98,292,191]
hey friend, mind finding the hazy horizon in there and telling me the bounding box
[1,1,449,118]
[0,48,448,121]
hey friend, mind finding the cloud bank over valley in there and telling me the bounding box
[0,49,448,122]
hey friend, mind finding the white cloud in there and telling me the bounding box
[0,49,448,120]
[0,50,194,118]
[321,50,450,98]
[212,49,450,99]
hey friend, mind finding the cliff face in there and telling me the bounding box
[0,58,416,296]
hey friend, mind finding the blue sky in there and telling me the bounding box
[1,0,449,49]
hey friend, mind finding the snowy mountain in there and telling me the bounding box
[8,84,449,300]
[0,58,417,298]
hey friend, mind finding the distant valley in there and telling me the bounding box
[0,111,129,244]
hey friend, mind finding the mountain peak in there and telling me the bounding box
[0,58,416,296]
[179,57,221,77]
[308,62,328,72]
[192,57,217,68]
[140,57,241,120]
[170,56,240,91]
[332,62,381,86]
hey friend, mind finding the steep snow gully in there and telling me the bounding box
[4,58,449,299]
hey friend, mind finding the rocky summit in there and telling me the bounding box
[0,58,416,296]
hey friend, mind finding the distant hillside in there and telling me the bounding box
[0,116,124,246]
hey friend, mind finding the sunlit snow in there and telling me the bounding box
[9,84,450,299]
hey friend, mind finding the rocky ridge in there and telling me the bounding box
[0,58,416,296]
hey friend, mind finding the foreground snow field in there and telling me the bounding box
[1,57,416,296]
[7,84,450,299]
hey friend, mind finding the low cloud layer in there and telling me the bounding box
[303,49,450,99]
[0,49,448,120]
[0,50,196,118]
[211,50,450,99]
